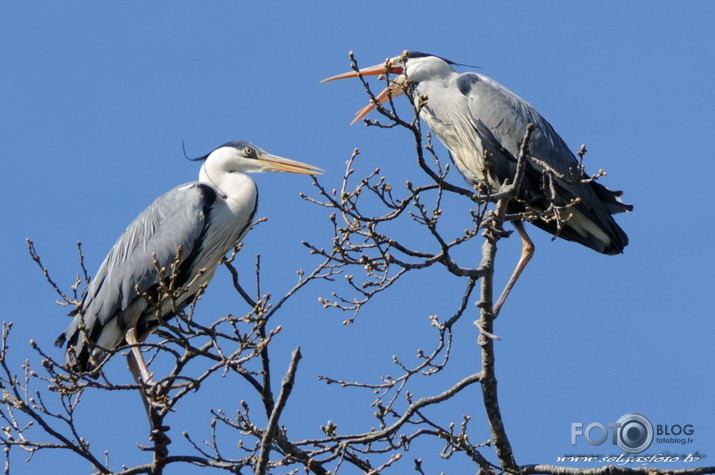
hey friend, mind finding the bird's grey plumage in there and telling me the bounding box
[322,51,630,314]
[403,53,631,254]
[56,141,322,373]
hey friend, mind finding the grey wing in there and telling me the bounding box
[57,182,217,369]
[459,73,580,186]
[459,73,631,253]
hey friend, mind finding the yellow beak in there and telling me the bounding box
[260,153,324,175]
[322,60,407,125]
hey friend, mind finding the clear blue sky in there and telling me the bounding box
[2,2,713,473]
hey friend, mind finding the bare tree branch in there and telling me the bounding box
[255,347,301,475]
[8,50,708,475]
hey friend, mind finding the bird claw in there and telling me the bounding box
[143,378,197,398]
[138,426,172,455]
[499,183,516,196]
[481,220,512,240]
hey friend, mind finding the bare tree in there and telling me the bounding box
[3,53,713,475]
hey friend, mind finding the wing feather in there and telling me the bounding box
[458,73,630,253]
[57,182,217,370]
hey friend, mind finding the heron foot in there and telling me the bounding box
[145,378,199,397]
[138,426,172,456]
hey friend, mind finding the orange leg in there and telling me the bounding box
[126,328,193,396]
[125,327,154,385]
[494,222,534,316]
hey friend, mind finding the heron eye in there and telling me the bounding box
[244,146,255,157]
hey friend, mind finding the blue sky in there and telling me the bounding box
[2,2,714,473]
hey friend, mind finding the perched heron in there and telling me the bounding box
[323,51,631,312]
[56,141,322,382]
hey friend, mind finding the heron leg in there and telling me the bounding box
[126,330,166,414]
[126,328,195,393]
[126,350,155,419]
[494,221,534,316]
[126,340,173,454]
[125,328,154,385]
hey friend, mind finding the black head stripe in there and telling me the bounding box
[183,141,210,162]
[406,51,479,69]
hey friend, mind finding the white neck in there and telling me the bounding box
[199,150,257,213]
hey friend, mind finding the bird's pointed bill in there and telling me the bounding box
[321,57,407,125]
[351,77,406,124]
[259,154,324,175]
[320,61,404,83]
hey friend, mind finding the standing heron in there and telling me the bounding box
[56,141,322,382]
[322,51,631,312]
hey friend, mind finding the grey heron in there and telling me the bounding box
[323,51,631,313]
[55,141,322,382]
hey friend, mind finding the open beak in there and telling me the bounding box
[260,153,324,175]
[322,59,407,125]
[350,75,407,124]
[320,61,404,83]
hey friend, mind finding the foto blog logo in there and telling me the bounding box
[571,413,658,454]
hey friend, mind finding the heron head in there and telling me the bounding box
[321,51,453,124]
[192,141,323,176]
